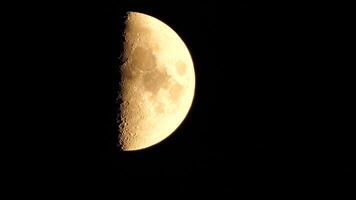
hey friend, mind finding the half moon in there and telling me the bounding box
[118,12,195,151]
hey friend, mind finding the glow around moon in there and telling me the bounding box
[118,12,195,151]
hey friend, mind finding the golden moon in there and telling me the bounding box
[118,12,195,151]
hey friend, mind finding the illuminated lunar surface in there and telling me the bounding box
[118,12,195,151]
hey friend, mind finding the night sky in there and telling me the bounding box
[5,1,353,195]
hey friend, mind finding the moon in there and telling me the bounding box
[117,12,195,151]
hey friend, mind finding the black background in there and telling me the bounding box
[4,0,354,196]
